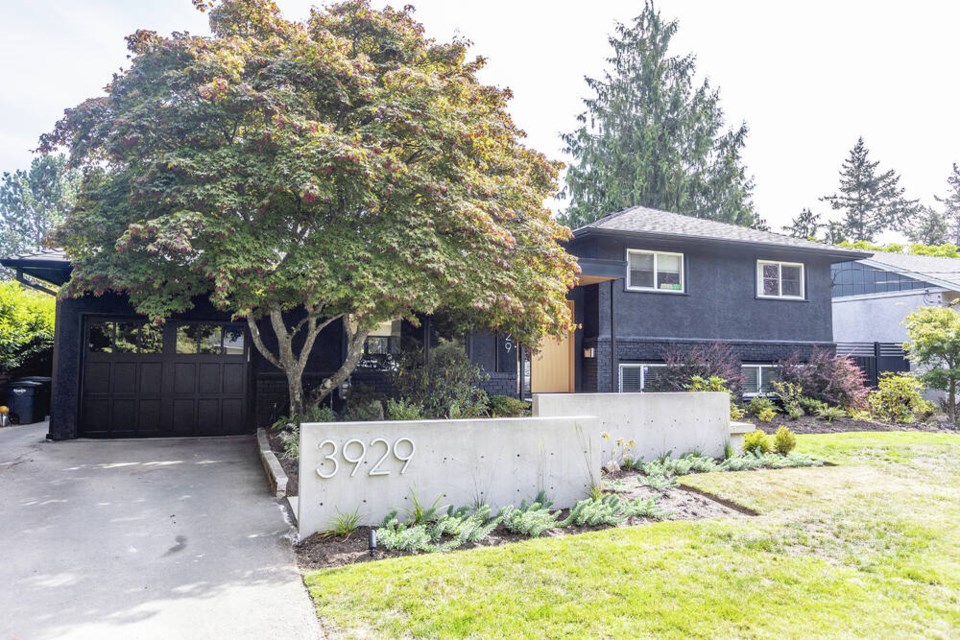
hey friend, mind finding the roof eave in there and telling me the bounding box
[571,227,872,261]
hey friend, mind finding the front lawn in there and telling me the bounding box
[303,432,960,638]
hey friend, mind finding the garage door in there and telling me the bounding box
[80,319,249,437]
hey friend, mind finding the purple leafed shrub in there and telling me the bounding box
[648,342,744,397]
[777,349,869,409]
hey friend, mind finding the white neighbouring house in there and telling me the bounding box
[831,252,960,387]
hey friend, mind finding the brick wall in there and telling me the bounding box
[581,337,835,393]
[480,372,518,398]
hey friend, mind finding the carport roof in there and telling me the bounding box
[0,248,72,286]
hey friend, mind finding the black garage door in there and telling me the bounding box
[80,319,250,437]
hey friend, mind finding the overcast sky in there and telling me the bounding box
[1,0,958,232]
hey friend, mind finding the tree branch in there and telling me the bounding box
[245,313,282,369]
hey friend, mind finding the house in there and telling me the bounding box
[525,206,871,397]
[831,251,960,384]
[4,207,869,440]
[1,249,517,440]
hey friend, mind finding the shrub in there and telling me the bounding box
[743,430,772,454]
[323,508,361,538]
[771,380,804,416]
[797,396,827,415]
[384,397,423,421]
[747,396,778,422]
[377,504,503,553]
[817,406,846,422]
[559,494,665,527]
[488,394,530,417]
[500,493,562,537]
[777,349,869,409]
[0,281,55,374]
[773,426,797,455]
[342,399,384,422]
[686,375,745,420]
[648,342,744,397]
[394,339,489,418]
[868,373,935,424]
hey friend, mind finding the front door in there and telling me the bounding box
[530,301,575,394]
[80,319,249,437]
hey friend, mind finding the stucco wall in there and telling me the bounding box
[297,416,601,536]
[532,392,730,462]
[832,290,945,343]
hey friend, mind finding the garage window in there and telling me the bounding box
[88,320,163,354]
[176,324,244,355]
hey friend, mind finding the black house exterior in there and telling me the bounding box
[554,207,871,396]
[4,207,869,440]
[2,249,517,440]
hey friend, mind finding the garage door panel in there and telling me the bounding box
[173,363,197,395]
[139,363,163,396]
[222,363,245,394]
[172,399,196,434]
[85,363,111,394]
[138,399,162,433]
[198,398,220,432]
[82,399,110,434]
[112,363,138,395]
[198,364,221,394]
[110,399,137,433]
[222,399,243,432]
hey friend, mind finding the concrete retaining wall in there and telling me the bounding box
[297,416,600,538]
[533,392,730,463]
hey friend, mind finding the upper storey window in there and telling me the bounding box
[626,249,684,293]
[757,260,805,300]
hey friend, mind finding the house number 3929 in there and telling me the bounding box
[315,438,415,479]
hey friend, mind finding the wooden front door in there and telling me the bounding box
[530,302,575,394]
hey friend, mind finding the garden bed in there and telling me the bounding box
[295,475,743,570]
[748,413,956,435]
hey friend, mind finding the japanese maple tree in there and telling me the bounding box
[43,0,577,415]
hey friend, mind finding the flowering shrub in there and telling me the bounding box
[777,349,869,409]
[648,342,744,397]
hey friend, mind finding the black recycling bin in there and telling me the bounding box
[6,380,44,425]
[13,376,51,419]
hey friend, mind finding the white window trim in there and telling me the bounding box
[619,363,666,392]
[742,364,780,397]
[757,260,805,300]
[626,249,685,293]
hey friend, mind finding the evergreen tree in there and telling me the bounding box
[0,154,79,259]
[820,137,918,242]
[905,206,948,245]
[560,1,755,229]
[782,208,823,239]
[935,163,960,244]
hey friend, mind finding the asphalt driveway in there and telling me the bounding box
[0,423,320,640]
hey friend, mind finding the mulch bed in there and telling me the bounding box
[295,471,743,570]
[748,414,958,435]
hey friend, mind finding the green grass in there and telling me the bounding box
[304,432,960,639]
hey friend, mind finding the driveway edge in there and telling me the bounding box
[257,427,288,498]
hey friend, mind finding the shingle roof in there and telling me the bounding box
[574,206,870,259]
[5,248,68,263]
[861,252,960,290]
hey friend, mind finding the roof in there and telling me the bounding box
[860,252,960,291]
[573,206,872,261]
[0,248,72,286]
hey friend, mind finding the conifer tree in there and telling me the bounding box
[782,208,823,239]
[820,137,918,242]
[560,1,755,229]
[935,163,960,244]
[906,206,948,245]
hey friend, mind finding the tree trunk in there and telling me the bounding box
[310,314,370,405]
[287,370,305,418]
[950,381,957,424]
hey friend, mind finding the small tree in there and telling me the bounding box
[903,306,960,423]
[782,208,823,240]
[43,0,578,416]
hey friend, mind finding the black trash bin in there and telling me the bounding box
[6,380,44,425]
[13,376,51,419]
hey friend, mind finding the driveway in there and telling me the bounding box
[0,423,320,640]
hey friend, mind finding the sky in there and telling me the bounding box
[1,0,958,233]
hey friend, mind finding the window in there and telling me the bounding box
[742,364,779,396]
[175,324,244,355]
[757,260,804,299]
[619,363,666,392]
[364,320,402,356]
[88,320,163,354]
[627,250,684,293]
